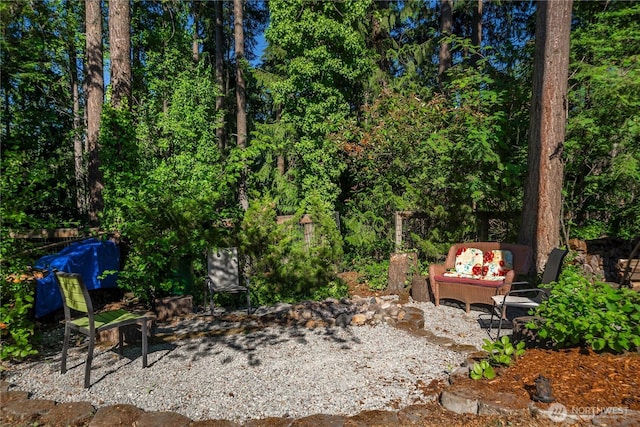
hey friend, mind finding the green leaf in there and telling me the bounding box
[483,365,496,380]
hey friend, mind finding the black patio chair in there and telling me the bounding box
[489,247,569,339]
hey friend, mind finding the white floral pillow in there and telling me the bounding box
[482,250,513,280]
[453,247,484,277]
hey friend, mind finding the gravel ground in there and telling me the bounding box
[4,301,494,424]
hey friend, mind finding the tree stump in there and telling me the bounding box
[410,275,430,302]
[387,252,419,295]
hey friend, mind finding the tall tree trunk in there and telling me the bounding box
[70,30,85,215]
[438,0,453,88]
[471,0,482,66]
[235,0,248,211]
[371,0,390,85]
[109,0,131,109]
[215,0,226,150]
[192,2,199,62]
[86,0,104,225]
[519,0,573,273]
[275,107,285,176]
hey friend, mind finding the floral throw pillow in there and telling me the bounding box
[483,250,513,280]
[453,247,484,277]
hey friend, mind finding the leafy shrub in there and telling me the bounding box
[470,360,496,380]
[100,64,239,305]
[527,269,640,353]
[353,259,390,291]
[1,268,39,361]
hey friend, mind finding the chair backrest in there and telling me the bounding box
[207,247,241,290]
[540,248,569,285]
[55,271,94,314]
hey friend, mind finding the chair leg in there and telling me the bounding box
[141,319,148,368]
[84,334,95,388]
[118,327,124,356]
[209,287,216,315]
[496,304,508,340]
[489,303,497,335]
[61,324,70,374]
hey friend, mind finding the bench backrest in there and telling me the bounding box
[444,242,533,276]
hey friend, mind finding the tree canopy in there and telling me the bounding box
[2,0,638,303]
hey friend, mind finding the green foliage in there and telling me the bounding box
[0,0,81,228]
[100,64,239,304]
[264,0,376,208]
[484,335,526,367]
[248,122,300,214]
[0,263,39,361]
[336,83,521,261]
[239,196,347,305]
[527,269,640,353]
[564,2,640,239]
[470,336,525,380]
[470,360,496,380]
[353,259,390,291]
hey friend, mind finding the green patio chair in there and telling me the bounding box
[54,271,148,388]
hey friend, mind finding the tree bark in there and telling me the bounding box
[70,32,85,215]
[235,0,248,211]
[67,0,85,216]
[192,2,200,63]
[471,0,483,66]
[86,0,104,225]
[519,0,573,272]
[438,0,453,88]
[109,0,131,109]
[215,0,226,150]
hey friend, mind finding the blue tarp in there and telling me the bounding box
[34,238,120,318]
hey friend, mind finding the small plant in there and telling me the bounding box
[470,336,525,380]
[470,360,496,380]
[484,335,526,366]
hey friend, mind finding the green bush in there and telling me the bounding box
[527,269,640,353]
[353,259,390,291]
[239,196,347,305]
[0,268,39,361]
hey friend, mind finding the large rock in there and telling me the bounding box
[40,401,95,426]
[89,404,144,427]
[135,410,192,426]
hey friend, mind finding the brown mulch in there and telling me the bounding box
[487,347,640,411]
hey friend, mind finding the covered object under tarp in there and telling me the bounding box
[33,238,120,318]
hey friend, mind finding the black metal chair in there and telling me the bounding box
[55,271,148,388]
[489,248,569,339]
